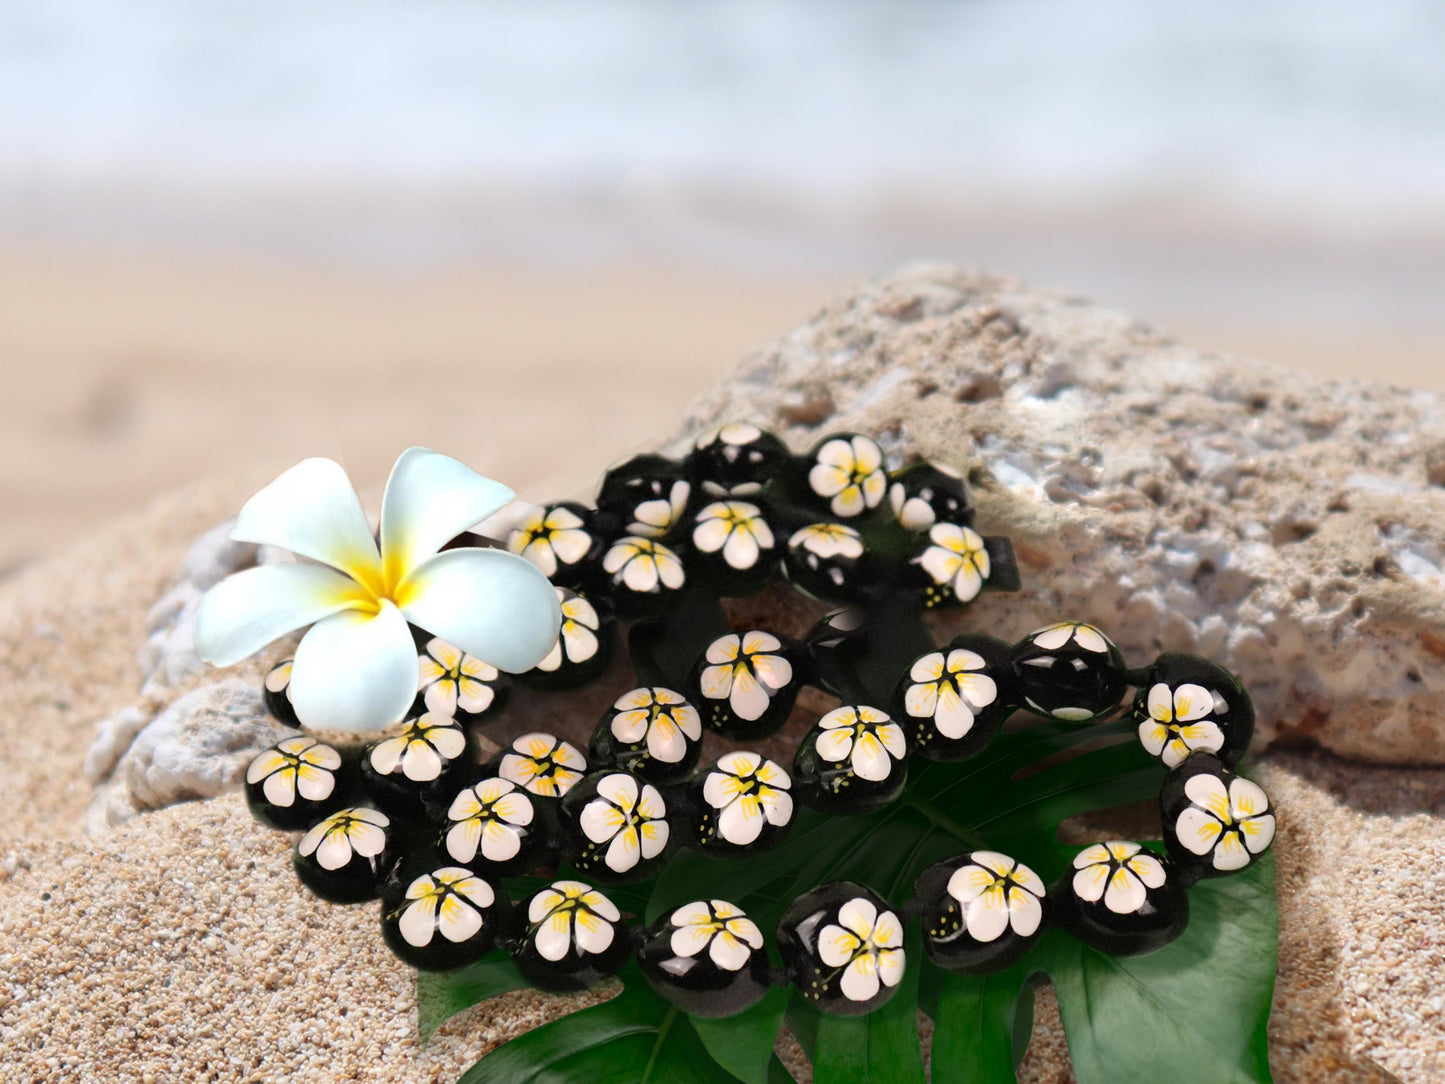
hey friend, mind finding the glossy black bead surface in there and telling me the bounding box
[293,806,395,904]
[413,634,508,725]
[1159,754,1276,878]
[797,433,888,520]
[783,522,877,604]
[688,423,791,498]
[792,705,909,814]
[691,750,795,854]
[894,634,1015,762]
[685,499,781,595]
[595,453,693,540]
[589,686,703,782]
[244,735,350,831]
[1010,622,1128,722]
[776,881,905,1016]
[690,630,802,741]
[556,770,672,883]
[638,899,771,1018]
[600,535,689,619]
[438,776,547,877]
[379,862,509,971]
[505,501,606,588]
[512,880,632,992]
[887,460,972,531]
[515,587,616,691]
[1133,653,1255,768]
[1054,841,1189,957]
[359,713,475,820]
[914,851,1048,975]
[262,658,301,729]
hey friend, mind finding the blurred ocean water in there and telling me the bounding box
[0,0,1442,268]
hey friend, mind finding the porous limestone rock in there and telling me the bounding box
[672,263,1445,764]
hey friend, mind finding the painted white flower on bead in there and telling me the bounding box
[445,777,535,864]
[578,773,670,874]
[417,637,498,717]
[1140,683,1227,767]
[246,736,340,808]
[1071,841,1167,915]
[396,867,493,948]
[814,706,906,781]
[1175,773,1276,871]
[669,900,764,971]
[535,589,603,673]
[609,687,701,764]
[528,880,621,961]
[916,523,991,602]
[696,423,767,496]
[602,536,686,594]
[507,504,592,579]
[298,807,389,871]
[1028,621,1111,654]
[698,631,794,722]
[946,851,1046,942]
[194,448,560,733]
[808,436,887,518]
[692,500,774,570]
[789,522,864,560]
[702,751,793,845]
[368,712,466,782]
[903,649,998,740]
[264,659,294,699]
[817,897,905,1002]
[498,733,588,797]
[628,479,691,538]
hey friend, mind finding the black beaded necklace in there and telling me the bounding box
[242,422,1275,1022]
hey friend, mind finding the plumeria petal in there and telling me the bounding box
[1213,832,1250,871]
[840,956,881,1002]
[761,787,793,826]
[966,887,1011,943]
[639,819,669,859]
[932,685,976,740]
[573,910,616,955]
[1127,853,1167,888]
[438,894,484,943]
[719,795,765,846]
[401,741,443,782]
[750,652,792,690]
[380,448,514,586]
[1241,814,1277,853]
[481,820,523,862]
[399,895,440,947]
[729,667,771,721]
[709,931,752,972]
[1172,683,1214,722]
[294,763,335,802]
[817,924,859,968]
[699,665,734,700]
[604,827,641,872]
[1175,808,1223,855]
[399,547,561,673]
[261,769,297,807]
[670,923,716,958]
[1072,863,1110,902]
[1139,721,1169,757]
[535,913,573,961]
[1031,624,1075,651]
[289,601,418,732]
[1103,868,1146,914]
[723,527,760,570]
[1008,888,1043,937]
[814,729,854,763]
[838,897,878,940]
[195,563,371,667]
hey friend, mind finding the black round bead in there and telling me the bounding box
[505,501,606,588]
[796,433,889,520]
[792,705,909,814]
[589,687,703,783]
[244,735,352,831]
[556,770,673,883]
[599,535,690,619]
[894,634,1016,762]
[595,453,693,541]
[1159,754,1276,879]
[638,899,772,1018]
[379,861,509,971]
[262,658,301,729]
[887,460,972,531]
[1053,841,1189,957]
[783,522,878,605]
[358,713,476,821]
[412,634,509,725]
[776,881,906,1016]
[514,587,616,691]
[437,776,549,877]
[1010,622,1128,722]
[684,499,782,596]
[1133,653,1255,768]
[913,851,1048,975]
[511,880,633,992]
[689,629,803,741]
[688,423,791,499]
[690,750,796,854]
[293,806,396,904]
[904,522,995,609]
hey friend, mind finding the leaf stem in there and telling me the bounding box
[640,1006,677,1083]
[900,791,989,851]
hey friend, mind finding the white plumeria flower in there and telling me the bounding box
[813,706,907,782]
[903,649,998,740]
[528,880,621,961]
[628,479,691,538]
[609,688,702,764]
[298,807,390,871]
[669,900,765,971]
[578,773,670,874]
[692,500,775,570]
[535,589,603,672]
[602,536,686,594]
[789,522,864,561]
[246,737,340,808]
[1028,621,1111,654]
[368,712,467,782]
[417,637,498,717]
[698,632,795,722]
[396,867,494,948]
[1175,774,1276,871]
[916,523,991,602]
[1140,683,1227,767]
[946,852,1046,942]
[808,436,887,518]
[817,897,905,1002]
[498,732,588,797]
[507,504,593,578]
[702,751,794,845]
[445,777,535,864]
[1071,841,1168,915]
[194,448,561,733]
